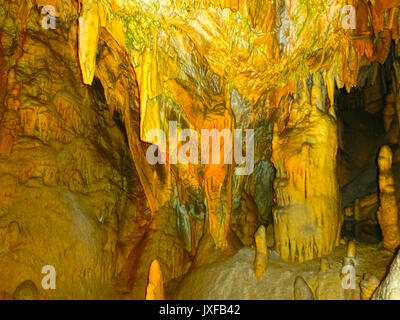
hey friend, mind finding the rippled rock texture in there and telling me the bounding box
[1,0,400,299]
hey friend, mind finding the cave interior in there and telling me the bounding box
[1,0,400,300]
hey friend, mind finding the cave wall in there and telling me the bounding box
[0,0,136,298]
[0,0,192,299]
[1,0,400,300]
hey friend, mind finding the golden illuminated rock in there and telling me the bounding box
[377,146,400,251]
[293,276,314,300]
[271,83,342,263]
[360,273,380,300]
[347,241,357,259]
[254,225,269,279]
[0,0,400,301]
[145,260,165,300]
[78,0,100,85]
[373,251,400,300]
[320,258,329,272]
[168,79,234,252]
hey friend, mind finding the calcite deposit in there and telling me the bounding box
[373,251,400,300]
[145,260,165,300]
[377,145,400,251]
[253,225,269,279]
[1,0,400,300]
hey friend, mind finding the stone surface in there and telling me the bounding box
[271,87,342,263]
[360,273,380,300]
[377,146,400,251]
[171,244,393,300]
[253,225,268,279]
[1,0,400,300]
[373,251,400,300]
[145,260,165,300]
[293,276,314,300]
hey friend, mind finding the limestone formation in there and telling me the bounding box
[271,86,342,263]
[78,0,100,85]
[145,260,165,300]
[254,225,269,279]
[320,258,329,272]
[168,79,234,252]
[347,241,357,259]
[373,251,400,300]
[13,281,38,300]
[293,276,314,300]
[377,146,400,251]
[0,0,400,301]
[360,274,380,300]
[239,192,258,247]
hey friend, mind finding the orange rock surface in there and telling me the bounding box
[1,0,400,300]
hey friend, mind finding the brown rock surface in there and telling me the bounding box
[1,0,400,300]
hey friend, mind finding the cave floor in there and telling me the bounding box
[166,243,394,300]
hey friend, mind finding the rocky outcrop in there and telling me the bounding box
[373,251,400,300]
[360,273,380,300]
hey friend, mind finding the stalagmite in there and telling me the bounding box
[360,274,380,300]
[254,225,269,279]
[377,146,400,251]
[78,0,100,85]
[347,241,356,259]
[145,260,165,300]
[320,258,329,272]
[271,83,342,263]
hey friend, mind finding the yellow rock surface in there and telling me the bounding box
[271,87,342,263]
[377,146,400,251]
[254,225,268,279]
[145,260,165,300]
[1,0,400,301]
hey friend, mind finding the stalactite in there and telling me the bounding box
[168,79,235,252]
[78,0,100,85]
